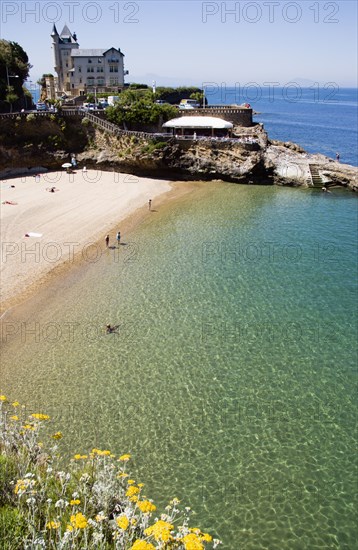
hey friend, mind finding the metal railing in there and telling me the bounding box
[0,110,258,146]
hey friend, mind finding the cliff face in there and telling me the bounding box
[0,116,356,191]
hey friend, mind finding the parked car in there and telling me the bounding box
[155,99,167,104]
[80,103,97,111]
[179,99,200,110]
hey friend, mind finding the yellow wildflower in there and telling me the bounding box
[117,472,129,478]
[119,454,131,461]
[116,515,129,530]
[10,415,19,421]
[137,500,156,514]
[183,533,204,550]
[70,512,88,529]
[70,499,81,505]
[127,479,135,485]
[144,520,174,542]
[52,431,63,440]
[73,454,88,460]
[14,479,27,494]
[12,401,20,407]
[126,485,140,498]
[189,529,212,543]
[31,413,50,420]
[91,448,111,456]
[46,520,60,530]
[130,541,156,550]
[138,483,145,488]
[22,424,36,431]
[0,395,7,401]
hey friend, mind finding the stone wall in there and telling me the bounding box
[179,107,253,127]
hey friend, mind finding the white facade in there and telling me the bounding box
[51,25,126,98]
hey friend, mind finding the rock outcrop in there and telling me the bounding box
[0,116,356,191]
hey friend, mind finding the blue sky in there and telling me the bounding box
[1,1,357,87]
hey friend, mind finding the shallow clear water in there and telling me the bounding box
[1,183,357,548]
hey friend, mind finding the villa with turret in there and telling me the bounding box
[50,24,127,99]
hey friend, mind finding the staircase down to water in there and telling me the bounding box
[308,164,324,188]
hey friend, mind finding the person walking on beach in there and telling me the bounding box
[336,152,340,162]
[148,199,152,211]
[116,231,121,245]
[105,234,109,248]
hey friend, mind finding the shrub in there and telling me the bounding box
[141,141,168,155]
[0,395,221,548]
[26,113,35,122]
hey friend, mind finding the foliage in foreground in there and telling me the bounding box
[0,39,32,111]
[0,395,220,549]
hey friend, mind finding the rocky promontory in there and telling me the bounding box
[0,114,356,191]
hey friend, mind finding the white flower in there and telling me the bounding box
[72,491,79,498]
[88,519,97,527]
[33,538,46,548]
[80,473,90,483]
[55,499,65,508]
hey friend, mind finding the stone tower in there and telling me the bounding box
[51,24,79,96]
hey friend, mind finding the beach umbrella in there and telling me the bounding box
[61,163,72,168]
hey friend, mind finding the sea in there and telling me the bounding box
[2,88,357,549]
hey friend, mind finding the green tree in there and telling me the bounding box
[190,91,207,106]
[0,39,32,112]
[106,98,177,129]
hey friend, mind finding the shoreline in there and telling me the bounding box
[0,170,196,317]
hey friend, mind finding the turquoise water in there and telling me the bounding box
[1,183,357,548]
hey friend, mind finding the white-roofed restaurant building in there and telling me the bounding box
[50,24,127,99]
[163,116,234,138]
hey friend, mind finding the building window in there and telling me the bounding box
[79,67,81,73]
[88,59,92,63]
[97,67,104,73]
[87,67,94,73]
[109,66,118,73]
[80,78,82,84]
[110,77,119,85]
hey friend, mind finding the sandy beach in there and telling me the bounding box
[0,170,173,314]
